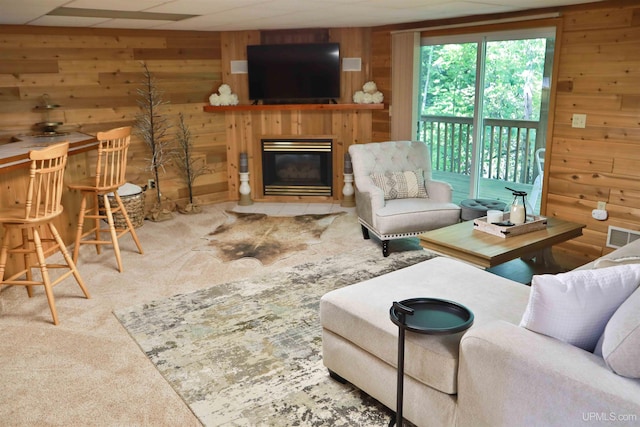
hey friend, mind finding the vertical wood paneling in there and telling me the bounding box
[221,31,260,104]
[548,2,640,262]
[391,31,420,140]
[329,27,371,103]
[370,29,392,142]
[217,28,375,202]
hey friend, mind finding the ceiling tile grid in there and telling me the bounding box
[0,0,605,31]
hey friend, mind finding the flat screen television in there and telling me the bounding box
[247,43,340,104]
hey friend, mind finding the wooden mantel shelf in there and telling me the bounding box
[203,103,384,112]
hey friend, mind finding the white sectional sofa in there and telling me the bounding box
[320,239,640,426]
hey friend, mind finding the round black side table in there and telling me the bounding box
[389,298,474,427]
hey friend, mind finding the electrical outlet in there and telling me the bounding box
[597,201,606,210]
[572,113,587,128]
[147,179,155,189]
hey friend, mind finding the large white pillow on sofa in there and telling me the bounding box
[600,288,640,378]
[520,265,640,352]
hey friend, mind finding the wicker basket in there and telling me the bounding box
[99,183,145,229]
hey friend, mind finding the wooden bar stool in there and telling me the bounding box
[69,126,143,272]
[0,142,90,325]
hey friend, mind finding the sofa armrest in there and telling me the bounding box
[425,179,453,203]
[457,320,640,427]
[575,238,640,271]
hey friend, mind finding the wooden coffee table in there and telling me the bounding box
[418,217,585,270]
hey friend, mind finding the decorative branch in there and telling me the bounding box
[174,112,209,206]
[134,61,173,207]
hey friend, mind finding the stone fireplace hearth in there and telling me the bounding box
[261,139,332,196]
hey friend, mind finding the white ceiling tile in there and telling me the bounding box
[146,0,273,15]
[363,0,451,9]
[93,19,176,29]
[0,0,66,24]
[151,15,257,31]
[0,0,607,30]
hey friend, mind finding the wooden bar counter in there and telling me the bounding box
[0,132,98,276]
[1,132,98,172]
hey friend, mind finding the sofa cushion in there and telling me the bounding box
[370,169,428,200]
[520,265,640,352]
[374,199,461,235]
[601,288,640,378]
[320,256,530,395]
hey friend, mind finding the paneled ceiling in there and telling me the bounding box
[0,0,604,31]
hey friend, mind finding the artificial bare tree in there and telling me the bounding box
[135,62,173,220]
[174,112,209,213]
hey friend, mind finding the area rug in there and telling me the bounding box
[200,210,346,265]
[114,247,435,426]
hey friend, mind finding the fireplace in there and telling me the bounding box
[261,139,332,196]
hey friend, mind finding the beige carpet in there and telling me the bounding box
[0,201,422,426]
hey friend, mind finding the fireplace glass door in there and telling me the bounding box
[262,139,332,196]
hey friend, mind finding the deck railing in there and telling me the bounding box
[417,115,541,185]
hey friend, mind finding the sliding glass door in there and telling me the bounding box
[418,28,555,213]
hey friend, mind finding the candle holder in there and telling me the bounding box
[239,152,248,173]
[238,153,253,206]
[341,153,355,207]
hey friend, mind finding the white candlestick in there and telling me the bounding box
[238,171,252,206]
[341,173,355,207]
[510,205,526,225]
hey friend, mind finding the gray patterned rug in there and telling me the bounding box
[114,247,434,426]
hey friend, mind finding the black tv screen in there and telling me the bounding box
[247,43,340,104]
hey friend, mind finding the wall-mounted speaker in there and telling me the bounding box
[342,57,361,72]
[230,60,248,74]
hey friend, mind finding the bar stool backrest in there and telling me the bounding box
[93,126,131,191]
[25,141,69,222]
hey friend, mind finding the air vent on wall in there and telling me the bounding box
[606,226,640,249]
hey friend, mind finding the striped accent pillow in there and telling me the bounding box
[370,169,429,200]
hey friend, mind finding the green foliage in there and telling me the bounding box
[419,37,550,183]
[420,43,477,117]
[419,38,547,120]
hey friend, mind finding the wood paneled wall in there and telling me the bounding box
[0,25,379,209]
[216,28,376,202]
[0,25,228,212]
[548,1,640,262]
[371,30,392,141]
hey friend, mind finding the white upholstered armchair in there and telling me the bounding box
[348,141,461,256]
